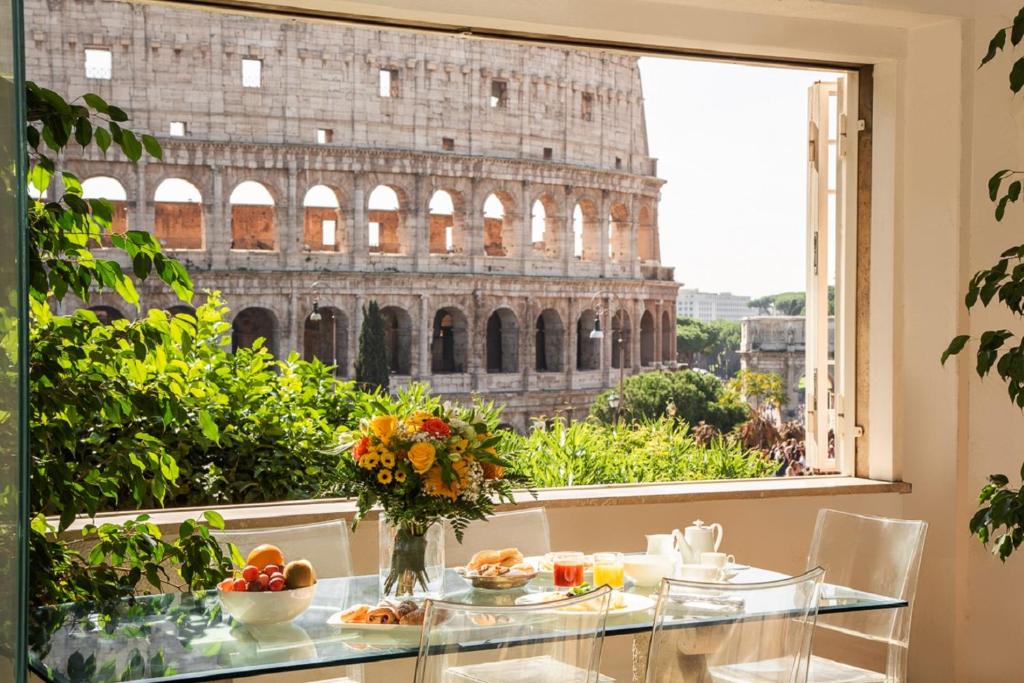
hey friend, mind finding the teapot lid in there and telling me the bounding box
[690,519,707,528]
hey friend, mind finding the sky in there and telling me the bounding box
[638,58,842,299]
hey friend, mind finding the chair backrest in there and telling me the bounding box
[414,585,612,683]
[444,508,551,566]
[212,519,354,579]
[806,509,927,680]
[645,568,825,683]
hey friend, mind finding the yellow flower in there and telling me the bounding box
[370,415,398,442]
[423,465,459,500]
[394,470,407,483]
[407,411,433,428]
[451,438,469,454]
[380,451,396,468]
[377,469,393,484]
[361,452,380,469]
[408,442,437,473]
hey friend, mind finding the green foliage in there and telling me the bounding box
[747,288,834,316]
[505,418,776,487]
[355,300,390,393]
[25,83,191,306]
[589,369,747,432]
[675,317,740,376]
[943,17,1024,561]
[725,369,788,411]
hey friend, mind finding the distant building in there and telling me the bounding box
[676,289,753,323]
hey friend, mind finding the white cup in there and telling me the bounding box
[678,563,722,582]
[700,552,736,570]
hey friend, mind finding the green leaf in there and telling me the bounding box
[120,130,142,161]
[991,473,1010,487]
[1010,57,1024,93]
[996,194,1012,221]
[982,27,1008,66]
[94,126,111,153]
[202,510,225,530]
[1012,9,1024,46]
[107,105,129,122]
[74,117,93,147]
[142,134,163,160]
[199,409,220,443]
[83,93,109,113]
[989,170,1012,201]
[941,335,969,364]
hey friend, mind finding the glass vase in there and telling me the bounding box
[378,517,445,599]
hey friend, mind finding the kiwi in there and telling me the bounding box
[283,559,316,589]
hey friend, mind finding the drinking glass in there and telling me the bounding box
[551,551,586,588]
[593,552,625,588]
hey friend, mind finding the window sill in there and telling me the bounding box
[61,477,910,532]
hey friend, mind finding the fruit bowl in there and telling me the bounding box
[218,584,317,626]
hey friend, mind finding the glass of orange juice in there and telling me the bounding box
[593,552,625,589]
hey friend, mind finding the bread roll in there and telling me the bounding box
[367,607,399,624]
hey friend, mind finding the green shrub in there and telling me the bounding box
[589,369,747,432]
[504,418,775,487]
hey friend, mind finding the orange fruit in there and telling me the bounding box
[246,543,285,570]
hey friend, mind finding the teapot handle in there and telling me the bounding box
[710,523,723,551]
[671,528,686,552]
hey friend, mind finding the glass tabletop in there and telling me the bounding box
[28,566,907,683]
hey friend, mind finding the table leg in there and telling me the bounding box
[631,627,729,683]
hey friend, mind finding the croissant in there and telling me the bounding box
[395,600,419,618]
[399,607,426,625]
[498,548,524,567]
[367,607,399,624]
[467,549,502,571]
[339,604,370,624]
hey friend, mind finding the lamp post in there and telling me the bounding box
[588,292,627,424]
[309,296,338,375]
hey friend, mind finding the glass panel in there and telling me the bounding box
[0,0,25,677]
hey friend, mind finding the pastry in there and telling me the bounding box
[339,604,370,624]
[467,549,502,571]
[479,563,510,577]
[498,547,524,567]
[367,606,399,624]
[395,600,419,618]
[399,607,426,625]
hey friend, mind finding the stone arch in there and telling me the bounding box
[380,305,413,375]
[303,305,348,376]
[612,309,632,369]
[229,181,277,250]
[431,307,468,374]
[661,309,674,362]
[535,308,564,372]
[367,184,409,254]
[638,203,657,262]
[82,176,129,239]
[153,178,204,250]
[609,201,629,262]
[640,309,656,367]
[482,191,516,257]
[167,304,196,319]
[572,197,601,261]
[303,184,344,253]
[428,188,466,255]
[485,307,519,374]
[232,307,279,358]
[576,308,600,371]
[88,305,126,324]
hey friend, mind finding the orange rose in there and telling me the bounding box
[408,442,437,473]
[423,458,472,500]
[481,460,504,480]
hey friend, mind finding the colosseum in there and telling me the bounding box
[27,0,679,429]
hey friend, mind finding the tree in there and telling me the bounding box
[355,300,390,392]
[746,288,834,316]
[676,317,741,377]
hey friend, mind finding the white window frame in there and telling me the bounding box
[806,75,858,477]
[84,48,112,80]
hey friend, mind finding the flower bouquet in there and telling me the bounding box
[336,388,527,598]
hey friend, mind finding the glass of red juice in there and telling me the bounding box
[552,552,586,588]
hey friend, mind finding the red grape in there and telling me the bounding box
[269,577,285,592]
[247,580,262,592]
[258,574,270,588]
[232,578,247,591]
[241,565,259,582]
[264,564,281,576]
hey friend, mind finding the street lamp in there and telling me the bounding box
[587,292,627,425]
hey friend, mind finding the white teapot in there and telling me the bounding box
[675,519,723,564]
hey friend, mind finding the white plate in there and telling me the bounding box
[515,591,654,616]
[727,563,750,571]
[326,612,423,634]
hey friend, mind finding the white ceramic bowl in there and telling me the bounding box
[218,584,317,626]
[622,555,675,586]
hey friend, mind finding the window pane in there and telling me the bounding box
[169,121,186,136]
[84,48,111,79]
[368,221,380,247]
[321,219,336,246]
[242,58,261,88]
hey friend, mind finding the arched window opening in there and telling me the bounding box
[303,185,343,253]
[572,200,600,261]
[232,307,278,358]
[87,305,126,324]
[609,202,629,262]
[485,308,519,374]
[431,307,467,374]
[535,309,564,372]
[611,310,632,369]
[167,305,196,319]
[154,178,203,250]
[428,189,463,255]
[640,310,656,367]
[576,309,600,371]
[82,176,129,240]
[483,192,515,257]
[638,204,658,262]
[303,305,348,376]
[380,306,413,375]
[368,185,403,254]
[229,181,276,251]
[531,200,546,248]
[661,310,674,362]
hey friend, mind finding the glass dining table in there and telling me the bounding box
[28,566,907,683]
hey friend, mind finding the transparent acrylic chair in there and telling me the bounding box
[213,519,353,578]
[414,584,613,683]
[213,520,360,683]
[645,568,825,683]
[801,509,928,683]
[444,508,551,567]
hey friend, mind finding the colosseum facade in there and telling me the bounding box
[27,0,679,429]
